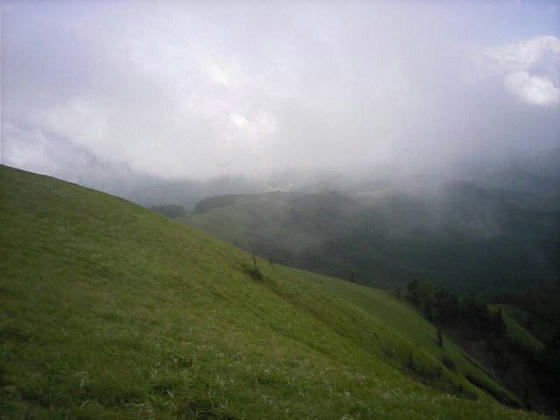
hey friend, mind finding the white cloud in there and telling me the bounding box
[485,35,560,106]
[3,125,56,173]
[485,35,560,71]
[504,71,560,106]
[230,113,249,127]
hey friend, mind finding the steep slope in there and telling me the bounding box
[0,165,541,419]
[295,270,558,411]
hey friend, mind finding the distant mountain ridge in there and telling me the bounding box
[182,180,560,295]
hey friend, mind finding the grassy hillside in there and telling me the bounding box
[0,165,542,418]
[494,302,559,347]
[489,306,545,354]
[290,270,523,406]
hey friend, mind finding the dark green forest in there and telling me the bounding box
[183,181,560,296]
[402,279,560,412]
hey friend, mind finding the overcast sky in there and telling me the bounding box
[2,1,559,183]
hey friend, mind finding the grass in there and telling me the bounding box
[296,269,521,406]
[490,305,545,353]
[0,165,544,419]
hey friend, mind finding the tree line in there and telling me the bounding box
[398,279,560,413]
[401,280,505,337]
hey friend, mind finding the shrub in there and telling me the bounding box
[242,263,263,281]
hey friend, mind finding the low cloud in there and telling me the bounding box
[2,2,559,183]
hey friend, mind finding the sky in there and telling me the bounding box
[2,0,559,184]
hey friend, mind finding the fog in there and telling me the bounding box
[2,1,559,190]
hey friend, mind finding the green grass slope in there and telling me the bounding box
[491,305,545,353]
[494,304,558,351]
[297,270,523,406]
[0,166,542,419]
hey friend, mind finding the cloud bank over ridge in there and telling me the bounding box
[2,1,559,184]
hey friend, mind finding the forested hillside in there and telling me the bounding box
[183,182,560,295]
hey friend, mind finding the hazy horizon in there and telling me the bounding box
[2,1,559,187]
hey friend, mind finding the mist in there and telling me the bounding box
[2,3,560,412]
[2,1,559,190]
